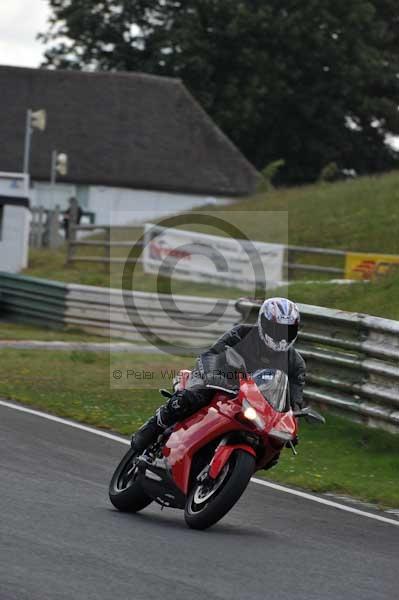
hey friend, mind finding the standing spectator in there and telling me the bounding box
[63,197,82,240]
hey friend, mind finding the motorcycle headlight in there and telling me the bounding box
[243,405,257,421]
[241,399,265,430]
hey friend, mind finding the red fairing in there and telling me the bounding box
[162,371,299,495]
[163,396,244,494]
[209,444,256,480]
[240,378,298,439]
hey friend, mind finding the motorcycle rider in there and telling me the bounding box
[132,297,306,452]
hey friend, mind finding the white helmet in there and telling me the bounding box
[258,297,300,352]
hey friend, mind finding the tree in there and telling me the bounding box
[40,0,399,183]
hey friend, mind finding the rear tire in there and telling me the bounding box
[184,450,255,530]
[109,448,153,512]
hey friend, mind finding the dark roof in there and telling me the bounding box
[0,65,258,196]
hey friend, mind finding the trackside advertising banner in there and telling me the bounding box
[345,252,399,280]
[143,224,285,290]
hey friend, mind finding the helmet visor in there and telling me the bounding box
[260,314,298,343]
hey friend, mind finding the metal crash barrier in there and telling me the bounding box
[236,298,399,432]
[0,273,239,346]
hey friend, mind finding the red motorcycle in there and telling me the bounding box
[109,348,325,530]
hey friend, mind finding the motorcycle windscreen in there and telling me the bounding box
[199,349,240,391]
[251,368,289,412]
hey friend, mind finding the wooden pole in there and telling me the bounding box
[66,198,78,266]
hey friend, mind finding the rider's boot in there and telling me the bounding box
[131,390,200,453]
[131,416,163,452]
[131,403,177,452]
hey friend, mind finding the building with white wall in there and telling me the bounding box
[0,173,30,272]
[0,66,259,226]
[30,182,232,226]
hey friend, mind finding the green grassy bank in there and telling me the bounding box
[282,272,399,320]
[224,170,399,253]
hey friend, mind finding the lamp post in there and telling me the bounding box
[50,150,68,184]
[50,150,68,208]
[23,109,47,173]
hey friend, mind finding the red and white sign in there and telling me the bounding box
[143,224,285,291]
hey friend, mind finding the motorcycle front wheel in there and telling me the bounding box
[184,450,255,530]
[109,448,153,512]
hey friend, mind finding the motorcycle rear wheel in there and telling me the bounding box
[109,448,153,512]
[184,450,255,530]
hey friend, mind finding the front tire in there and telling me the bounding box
[109,448,152,512]
[184,450,255,530]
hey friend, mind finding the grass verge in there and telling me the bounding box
[1,348,398,508]
[0,321,116,342]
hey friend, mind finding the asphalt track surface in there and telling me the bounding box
[1,402,397,600]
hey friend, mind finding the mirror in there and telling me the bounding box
[305,410,326,425]
[293,406,326,424]
[225,346,247,374]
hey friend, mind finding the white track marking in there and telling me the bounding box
[1,398,398,528]
[251,478,399,527]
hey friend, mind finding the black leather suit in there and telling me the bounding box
[157,324,306,427]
